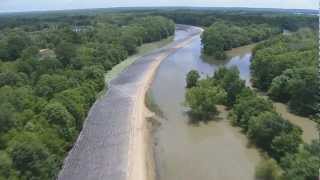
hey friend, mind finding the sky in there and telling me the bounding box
[0,0,318,13]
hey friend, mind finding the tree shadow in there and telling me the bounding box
[184,110,222,126]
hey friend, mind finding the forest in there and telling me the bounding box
[183,8,319,180]
[0,8,318,180]
[185,68,320,180]
[0,12,174,179]
[251,29,318,116]
[201,22,281,59]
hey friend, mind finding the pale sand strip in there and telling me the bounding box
[126,32,200,180]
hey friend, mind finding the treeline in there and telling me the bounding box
[0,15,174,179]
[251,28,318,116]
[185,68,320,179]
[201,21,281,59]
[154,10,318,31]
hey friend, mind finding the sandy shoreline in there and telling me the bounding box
[126,32,200,180]
[58,25,201,180]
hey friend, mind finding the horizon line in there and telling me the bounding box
[0,6,318,14]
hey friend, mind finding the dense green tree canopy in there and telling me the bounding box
[186,70,200,88]
[185,67,311,178]
[201,21,281,59]
[0,13,175,179]
[251,28,318,116]
[185,83,226,120]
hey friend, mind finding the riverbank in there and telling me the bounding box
[105,36,174,85]
[127,27,201,180]
[274,103,319,143]
[57,25,202,180]
[149,33,262,180]
[226,44,318,143]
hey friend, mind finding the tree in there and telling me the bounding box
[120,31,139,55]
[0,13,179,179]
[271,131,302,160]
[281,143,320,180]
[54,88,86,131]
[0,72,26,87]
[268,67,318,116]
[1,31,30,61]
[287,68,318,116]
[255,158,283,180]
[0,103,15,136]
[186,70,200,88]
[42,102,76,141]
[0,151,15,179]
[231,95,273,131]
[251,29,317,116]
[247,111,301,158]
[55,41,76,65]
[82,65,105,91]
[201,21,280,60]
[7,132,57,180]
[268,74,291,102]
[35,74,71,98]
[213,67,245,106]
[185,85,226,120]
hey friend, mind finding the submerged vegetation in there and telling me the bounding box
[0,12,174,179]
[251,29,318,116]
[186,70,200,88]
[184,11,319,179]
[185,68,320,179]
[0,7,318,180]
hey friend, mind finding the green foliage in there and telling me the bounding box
[202,21,280,59]
[255,158,283,180]
[270,131,302,160]
[186,70,200,88]
[0,151,14,179]
[268,67,318,115]
[231,95,273,131]
[0,9,317,179]
[185,84,226,120]
[53,89,87,131]
[187,66,308,178]
[213,67,245,106]
[156,9,317,31]
[35,74,71,98]
[7,132,60,180]
[0,13,176,179]
[55,41,76,66]
[185,67,247,120]
[0,103,15,135]
[42,102,76,141]
[0,72,27,87]
[280,140,320,180]
[251,29,318,116]
[0,31,30,61]
[248,112,302,159]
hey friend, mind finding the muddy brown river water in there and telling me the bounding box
[150,29,319,180]
[150,33,261,180]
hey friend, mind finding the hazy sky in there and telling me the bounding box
[0,0,318,13]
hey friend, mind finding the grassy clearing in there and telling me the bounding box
[105,36,173,85]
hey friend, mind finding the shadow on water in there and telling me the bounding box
[184,110,223,126]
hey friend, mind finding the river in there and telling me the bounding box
[149,31,261,180]
[149,27,319,180]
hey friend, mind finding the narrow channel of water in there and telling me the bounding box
[150,31,261,180]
